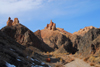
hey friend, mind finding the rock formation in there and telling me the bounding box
[12,18,19,25]
[6,17,13,26]
[73,26,97,36]
[6,17,19,26]
[45,20,56,31]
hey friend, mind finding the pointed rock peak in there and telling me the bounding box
[50,20,52,23]
[8,17,11,20]
[12,18,19,26]
[6,17,13,26]
[45,20,56,31]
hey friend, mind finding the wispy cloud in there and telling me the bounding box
[0,0,43,14]
[0,0,99,17]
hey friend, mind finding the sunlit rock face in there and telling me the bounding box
[6,17,19,26]
[12,18,19,26]
[6,17,13,26]
[45,20,56,31]
[73,26,97,36]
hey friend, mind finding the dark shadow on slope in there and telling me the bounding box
[63,35,79,54]
[1,24,54,52]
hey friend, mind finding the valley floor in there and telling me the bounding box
[33,52,100,67]
[64,58,94,67]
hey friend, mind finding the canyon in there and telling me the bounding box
[0,17,100,67]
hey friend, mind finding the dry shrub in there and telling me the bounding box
[70,53,72,55]
[90,63,95,66]
[70,58,74,61]
[83,57,89,62]
[55,64,64,67]
[80,58,82,59]
[95,66,100,67]
[60,58,62,62]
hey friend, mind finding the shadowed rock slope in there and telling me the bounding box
[1,23,53,52]
[72,28,100,56]
[0,30,49,67]
[72,28,100,64]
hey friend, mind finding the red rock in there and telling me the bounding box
[12,18,19,25]
[49,20,53,27]
[6,17,20,26]
[46,58,51,62]
[45,20,56,31]
[6,17,13,26]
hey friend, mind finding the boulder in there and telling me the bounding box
[46,58,51,62]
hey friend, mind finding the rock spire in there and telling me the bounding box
[45,20,56,31]
[6,17,19,26]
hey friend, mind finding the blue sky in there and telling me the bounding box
[0,0,100,33]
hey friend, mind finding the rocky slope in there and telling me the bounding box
[73,26,97,36]
[72,28,100,65]
[35,20,77,54]
[0,30,49,67]
[1,17,53,52]
[73,28,100,56]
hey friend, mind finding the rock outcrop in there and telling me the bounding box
[45,20,56,31]
[6,17,19,26]
[71,28,100,56]
[78,28,100,56]
[73,26,97,36]
[6,17,13,26]
[12,18,19,25]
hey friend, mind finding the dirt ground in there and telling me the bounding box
[64,58,95,67]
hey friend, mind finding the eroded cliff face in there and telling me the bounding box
[73,26,97,36]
